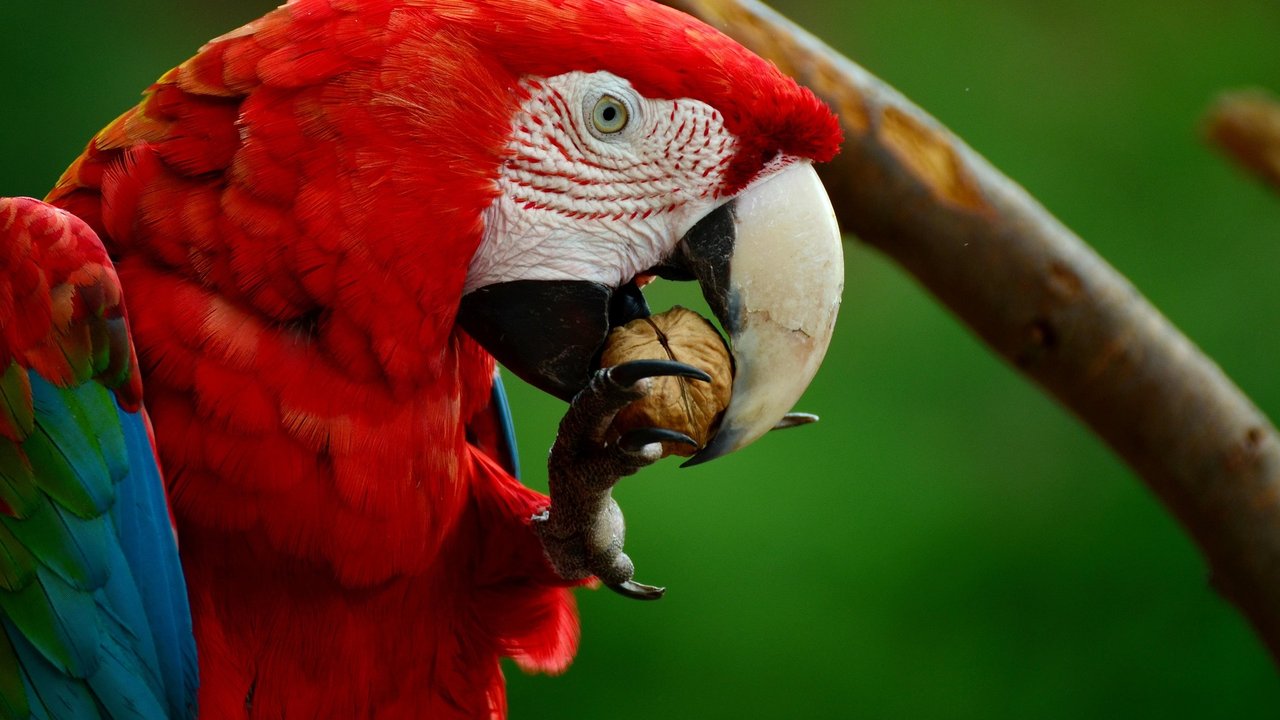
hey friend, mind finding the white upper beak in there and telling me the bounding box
[685,162,843,465]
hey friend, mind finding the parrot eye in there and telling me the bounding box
[591,95,630,135]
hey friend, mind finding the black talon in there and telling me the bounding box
[772,412,819,431]
[607,580,667,601]
[618,427,699,453]
[609,359,711,388]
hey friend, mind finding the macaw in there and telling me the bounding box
[1,0,844,717]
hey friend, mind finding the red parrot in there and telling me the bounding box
[2,0,844,717]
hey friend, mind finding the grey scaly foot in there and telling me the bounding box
[532,360,709,600]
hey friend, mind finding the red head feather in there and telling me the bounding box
[429,0,843,191]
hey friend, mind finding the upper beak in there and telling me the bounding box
[457,161,843,463]
[669,162,843,464]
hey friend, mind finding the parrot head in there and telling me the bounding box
[446,0,846,464]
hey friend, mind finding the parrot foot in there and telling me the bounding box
[532,360,709,601]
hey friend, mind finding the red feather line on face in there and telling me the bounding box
[429,0,843,193]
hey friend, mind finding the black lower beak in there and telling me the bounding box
[456,277,652,402]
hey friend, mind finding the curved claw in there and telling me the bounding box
[772,412,819,431]
[607,580,667,601]
[608,359,711,388]
[618,427,698,453]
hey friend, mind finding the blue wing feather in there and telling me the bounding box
[491,371,522,479]
[0,375,197,719]
[6,619,101,720]
[111,402,197,718]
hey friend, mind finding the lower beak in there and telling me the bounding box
[456,162,843,462]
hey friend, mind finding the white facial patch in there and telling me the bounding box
[465,71,738,292]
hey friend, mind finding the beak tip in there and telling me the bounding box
[679,427,745,468]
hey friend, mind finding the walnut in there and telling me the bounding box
[600,306,734,457]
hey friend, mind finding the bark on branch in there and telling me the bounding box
[661,0,1280,662]
[1204,90,1280,194]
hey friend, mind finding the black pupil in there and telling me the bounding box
[602,105,617,122]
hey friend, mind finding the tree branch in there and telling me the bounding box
[662,0,1280,663]
[1204,89,1280,194]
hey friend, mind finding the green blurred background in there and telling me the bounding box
[5,0,1280,716]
